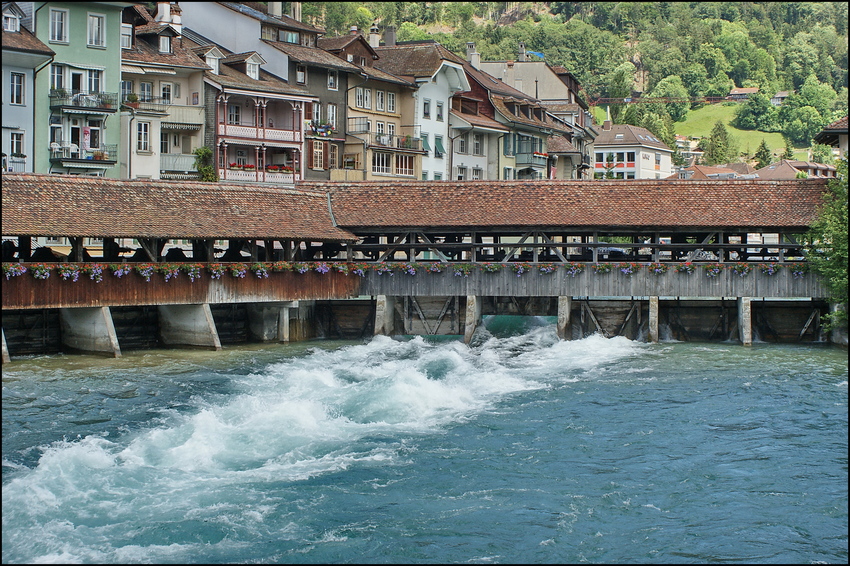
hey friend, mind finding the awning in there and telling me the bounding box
[59,161,113,169]
[161,122,202,131]
[421,136,431,152]
[142,67,176,75]
[121,64,146,74]
[434,136,445,155]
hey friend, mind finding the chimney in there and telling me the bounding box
[518,41,526,62]
[350,25,359,36]
[369,23,380,48]
[385,25,396,47]
[603,106,612,130]
[155,1,171,23]
[291,2,301,22]
[170,2,182,34]
[268,2,282,18]
[466,42,480,69]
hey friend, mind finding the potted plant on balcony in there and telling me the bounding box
[267,165,280,172]
[124,93,139,108]
[243,164,256,171]
[229,162,242,170]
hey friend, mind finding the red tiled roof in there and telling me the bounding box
[1,174,356,241]
[822,115,848,132]
[449,110,509,132]
[1,23,54,56]
[297,179,829,231]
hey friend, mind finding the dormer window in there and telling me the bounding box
[247,62,259,80]
[3,12,20,32]
[206,55,219,74]
[280,29,299,44]
[159,35,171,53]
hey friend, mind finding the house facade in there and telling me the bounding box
[20,0,125,177]
[594,120,674,179]
[120,3,209,180]
[2,1,54,173]
[813,115,848,160]
[372,39,471,181]
[477,42,597,179]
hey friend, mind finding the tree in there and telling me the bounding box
[604,61,636,123]
[804,159,848,330]
[648,75,690,122]
[733,92,778,131]
[810,144,836,165]
[754,139,772,169]
[704,120,735,165]
[193,146,218,182]
[782,136,795,160]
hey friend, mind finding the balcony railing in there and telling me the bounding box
[366,132,422,151]
[160,153,197,172]
[218,123,301,143]
[515,152,548,167]
[49,90,118,112]
[49,143,118,163]
[218,167,298,184]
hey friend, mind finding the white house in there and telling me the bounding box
[593,120,673,179]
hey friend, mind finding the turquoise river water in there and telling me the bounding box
[2,317,847,564]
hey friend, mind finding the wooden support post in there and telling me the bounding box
[557,296,572,340]
[738,297,752,346]
[649,296,659,343]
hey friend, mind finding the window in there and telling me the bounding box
[295,64,306,84]
[10,132,23,156]
[434,135,445,158]
[473,133,483,155]
[356,87,372,109]
[50,9,67,42]
[433,172,442,180]
[359,56,367,66]
[422,171,428,180]
[376,90,385,111]
[386,92,396,113]
[120,80,133,101]
[261,25,275,41]
[87,14,105,47]
[312,102,321,123]
[137,122,150,151]
[363,88,371,109]
[372,151,391,174]
[503,134,514,157]
[329,144,338,169]
[503,167,513,180]
[160,132,169,155]
[4,12,20,32]
[87,70,101,93]
[456,166,467,180]
[50,124,63,144]
[161,82,172,104]
[376,121,385,136]
[616,152,625,163]
[627,151,635,162]
[10,73,24,105]
[50,64,64,90]
[206,55,219,74]
[423,99,431,119]
[457,133,467,154]
[420,133,430,153]
[159,35,171,53]
[655,153,661,164]
[327,70,337,90]
[247,62,259,80]
[87,119,102,149]
[472,168,482,180]
[436,101,444,121]
[626,172,635,179]
[281,30,299,44]
[140,81,153,102]
[326,103,337,128]
[228,104,241,124]
[387,122,395,138]
[343,153,360,169]
[595,152,603,163]
[396,154,414,176]
[312,140,324,169]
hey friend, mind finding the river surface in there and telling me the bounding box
[2,318,847,564]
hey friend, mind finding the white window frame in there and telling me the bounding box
[326,103,337,128]
[160,82,173,104]
[363,88,371,109]
[423,98,431,119]
[87,119,102,149]
[50,64,64,90]
[473,133,483,156]
[458,133,467,154]
[206,56,219,74]
[387,123,395,138]
[436,101,444,121]
[396,154,414,176]
[4,12,20,32]
[10,72,24,105]
[355,87,365,108]
[49,8,68,43]
[327,70,337,90]
[228,104,241,125]
[387,92,396,113]
[87,13,105,47]
[372,151,391,174]
[472,168,482,180]
[10,132,23,156]
[137,122,150,152]
[376,90,385,111]
[247,62,260,80]
[159,35,171,54]
[140,81,153,102]
[87,70,101,94]
[295,64,306,84]
[121,23,132,49]
[329,144,338,169]
[312,140,324,170]
[456,166,467,180]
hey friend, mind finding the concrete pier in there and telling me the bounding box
[648,296,659,343]
[157,304,221,350]
[374,295,396,336]
[464,295,481,344]
[557,296,571,339]
[738,297,753,346]
[59,307,122,357]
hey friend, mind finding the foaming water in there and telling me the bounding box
[2,325,847,564]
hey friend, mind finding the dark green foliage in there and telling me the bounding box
[754,139,772,169]
[804,159,848,330]
[733,92,778,131]
[193,146,218,182]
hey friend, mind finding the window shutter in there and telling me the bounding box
[307,140,314,169]
[305,103,313,120]
[323,142,329,169]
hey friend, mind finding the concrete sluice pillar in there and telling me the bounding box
[738,297,753,346]
[464,295,481,344]
[374,295,396,337]
[648,297,659,343]
[158,304,221,350]
[2,328,11,364]
[557,296,572,340]
[245,302,304,342]
[59,307,122,357]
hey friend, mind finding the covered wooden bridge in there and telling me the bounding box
[1,174,834,360]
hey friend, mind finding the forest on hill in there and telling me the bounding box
[288,2,847,159]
